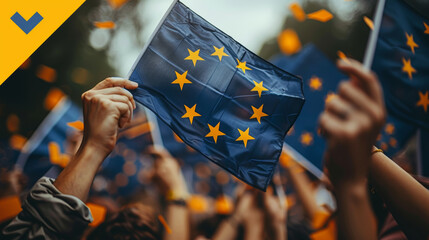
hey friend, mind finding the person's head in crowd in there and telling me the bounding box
[87,202,159,240]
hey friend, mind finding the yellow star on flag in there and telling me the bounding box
[300,132,313,146]
[184,49,204,66]
[402,58,416,80]
[182,104,201,124]
[424,22,429,34]
[309,77,322,91]
[325,92,337,103]
[405,32,419,54]
[235,128,255,148]
[205,122,226,143]
[385,123,395,135]
[211,46,229,61]
[251,80,268,98]
[171,71,192,90]
[250,104,268,124]
[417,91,429,112]
[236,59,251,73]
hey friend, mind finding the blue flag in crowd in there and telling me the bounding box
[271,44,345,171]
[15,97,81,187]
[372,0,429,174]
[129,1,304,190]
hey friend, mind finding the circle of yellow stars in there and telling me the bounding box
[170,45,272,148]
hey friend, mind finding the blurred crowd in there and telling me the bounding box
[0,60,428,240]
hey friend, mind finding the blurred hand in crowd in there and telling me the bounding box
[319,59,386,187]
[80,77,138,157]
[147,146,189,199]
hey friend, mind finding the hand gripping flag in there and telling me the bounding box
[129,1,304,190]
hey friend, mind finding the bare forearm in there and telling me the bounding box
[164,205,189,240]
[335,182,376,240]
[288,166,319,220]
[54,143,106,201]
[369,152,429,238]
[212,217,239,240]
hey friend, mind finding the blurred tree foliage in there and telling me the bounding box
[259,0,374,62]
[0,0,145,140]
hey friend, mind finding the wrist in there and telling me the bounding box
[335,181,368,203]
[75,140,109,166]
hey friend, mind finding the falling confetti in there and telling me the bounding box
[94,21,116,29]
[337,50,351,64]
[67,120,84,131]
[36,65,57,83]
[9,134,27,150]
[6,114,19,133]
[278,29,302,55]
[307,9,333,22]
[0,196,21,222]
[107,0,129,9]
[87,203,107,227]
[289,2,306,22]
[44,88,65,110]
[363,16,374,30]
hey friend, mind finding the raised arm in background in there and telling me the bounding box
[319,59,385,240]
[369,148,429,239]
[148,147,190,240]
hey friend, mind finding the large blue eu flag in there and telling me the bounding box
[129,1,305,190]
[371,0,429,174]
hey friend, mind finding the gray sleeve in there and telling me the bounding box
[2,177,93,240]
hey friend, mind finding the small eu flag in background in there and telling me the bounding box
[129,1,305,190]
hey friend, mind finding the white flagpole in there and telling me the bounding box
[363,0,387,70]
[126,0,179,148]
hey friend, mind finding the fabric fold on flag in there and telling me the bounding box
[130,1,304,190]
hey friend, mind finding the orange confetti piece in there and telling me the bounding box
[118,122,151,139]
[279,150,295,168]
[215,195,233,215]
[337,51,350,64]
[71,67,89,84]
[278,29,302,55]
[289,2,306,21]
[94,21,116,29]
[0,196,21,222]
[307,9,333,22]
[87,203,107,227]
[44,88,65,110]
[158,215,172,234]
[36,65,57,83]
[107,0,129,9]
[9,134,27,150]
[310,217,337,240]
[188,195,208,213]
[6,114,19,133]
[67,120,84,131]
[312,210,331,229]
[363,16,374,30]
[19,58,31,70]
[48,142,61,165]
